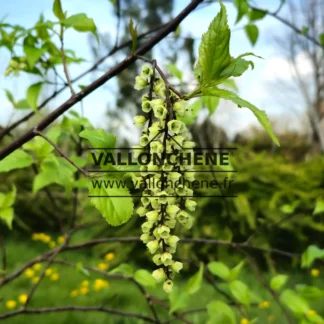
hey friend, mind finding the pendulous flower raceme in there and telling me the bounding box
[133,64,196,293]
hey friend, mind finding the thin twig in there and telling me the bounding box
[33,130,89,177]
[0,236,6,280]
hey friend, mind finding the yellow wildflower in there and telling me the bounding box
[33,263,42,271]
[80,280,89,287]
[18,294,28,304]
[5,300,17,309]
[50,273,59,281]
[93,279,109,291]
[259,301,270,309]
[97,262,109,271]
[240,319,249,324]
[45,268,53,276]
[32,276,40,284]
[24,268,35,278]
[311,269,320,277]
[57,236,65,244]
[308,310,317,316]
[49,241,56,248]
[79,287,89,295]
[104,252,115,261]
[41,234,51,243]
[32,233,41,240]
[70,289,79,297]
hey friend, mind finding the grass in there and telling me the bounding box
[1,234,324,324]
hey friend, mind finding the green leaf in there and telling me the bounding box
[27,82,43,111]
[233,0,249,24]
[195,1,231,84]
[301,245,324,268]
[79,129,116,150]
[76,262,90,277]
[207,261,230,280]
[89,177,133,226]
[24,46,45,69]
[186,262,204,295]
[229,280,251,305]
[319,33,324,47]
[249,8,267,21]
[168,64,183,80]
[244,24,259,45]
[64,14,97,38]
[222,79,238,91]
[201,88,280,146]
[270,275,288,292]
[110,263,134,276]
[53,0,65,21]
[204,96,220,115]
[14,99,31,109]
[0,149,33,173]
[33,170,58,194]
[0,186,16,209]
[280,289,310,315]
[296,285,324,301]
[0,207,14,230]
[206,300,236,324]
[228,261,245,281]
[4,89,15,106]
[134,269,156,287]
[313,199,324,215]
[169,287,189,314]
[128,18,137,55]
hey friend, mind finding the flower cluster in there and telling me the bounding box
[4,57,28,77]
[5,294,28,309]
[24,265,59,283]
[96,252,115,271]
[70,279,109,297]
[32,233,64,248]
[133,65,196,293]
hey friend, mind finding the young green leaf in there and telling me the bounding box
[204,96,220,115]
[88,178,134,226]
[79,129,116,150]
[15,99,31,109]
[134,269,156,287]
[194,1,231,84]
[169,287,189,314]
[110,263,134,276]
[4,89,15,106]
[0,149,33,173]
[128,18,137,55]
[186,262,204,295]
[280,289,310,315]
[301,245,324,268]
[64,14,97,39]
[249,8,267,21]
[24,46,46,69]
[313,199,324,215]
[233,0,249,24]
[76,262,90,277]
[201,87,280,146]
[53,0,65,21]
[33,170,58,194]
[296,285,324,301]
[27,82,43,111]
[228,260,245,281]
[270,274,288,292]
[0,186,16,209]
[207,261,230,280]
[244,24,259,45]
[0,208,14,230]
[168,63,183,81]
[206,300,236,324]
[229,280,251,305]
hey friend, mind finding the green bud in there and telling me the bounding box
[177,210,189,223]
[173,100,186,116]
[153,254,162,266]
[147,240,159,254]
[150,141,163,154]
[139,134,150,147]
[140,233,151,243]
[158,191,168,204]
[141,101,151,113]
[163,279,173,293]
[153,105,168,119]
[134,75,148,90]
[171,261,183,273]
[167,120,185,134]
[161,252,172,266]
[185,199,197,211]
[154,79,166,97]
[141,65,153,78]
[141,221,153,233]
[150,98,164,109]
[152,268,166,282]
[150,198,161,210]
[168,172,181,182]
[158,225,170,239]
[183,141,195,149]
[166,204,180,217]
[134,116,147,128]
[146,210,159,222]
[166,235,180,247]
[184,171,195,182]
[136,206,147,217]
[141,196,150,207]
[142,94,149,102]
